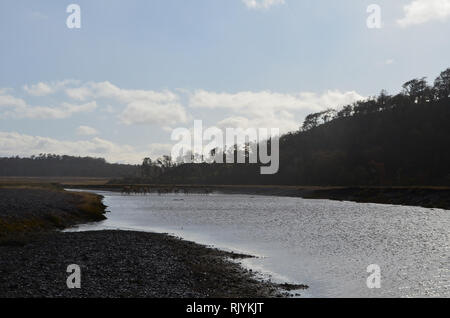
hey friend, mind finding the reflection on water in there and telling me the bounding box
[68,190,450,298]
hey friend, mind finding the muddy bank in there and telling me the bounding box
[67,183,450,210]
[301,187,450,210]
[0,230,303,298]
[212,186,450,210]
[0,187,106,242]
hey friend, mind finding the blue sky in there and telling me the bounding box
[1,0,450,163]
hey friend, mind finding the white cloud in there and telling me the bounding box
[2,90,89,119]
[23,80,79,96]
[23,82,54,96]
[242,0,285,10]
[0,93,27,108]
[217,113,298,135]
[65,81,188,126]
[27,102,97,119]
[76,125,98,136]
[65,86,92,101]
[4,80,189,126]
[189,89,364,134]
[65,81,178,104]
[120,100,188,126]
[2,80,366,160]
[0,90,97,119]
[189,90,363,113]
[0,131,147,164]
[397,0,450,27]
[146,143,175,159]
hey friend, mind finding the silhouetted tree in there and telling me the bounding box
[135,67,450,187]
[434,68,450,100]
[141,157,153,178]
[402,77,433,103]
[6,68,450,187]
[337,104,353,118]
[302,112,321,131]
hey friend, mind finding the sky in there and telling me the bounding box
[1,0,450,163]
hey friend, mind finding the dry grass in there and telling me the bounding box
[0,176,110,186]
[73,192,107,221]
[0,187,106,244]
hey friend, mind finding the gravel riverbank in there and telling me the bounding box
[0,187,306,298]
[0,230,295,298]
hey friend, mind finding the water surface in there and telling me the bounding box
[69,191,450,298]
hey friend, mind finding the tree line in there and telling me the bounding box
[3,68,450,186]
[134,67,450,186]
[0,154,139,178]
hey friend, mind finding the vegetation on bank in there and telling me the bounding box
[0,155,139,178]
[0,186,106,243]
[133,67,450,186]
[1,68,450,188]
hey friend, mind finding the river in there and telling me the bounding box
[67,190,450,298]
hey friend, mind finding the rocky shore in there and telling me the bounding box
[0,230,292,298]
[0,187,306,298]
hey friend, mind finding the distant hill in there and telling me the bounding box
[274,97,450,186]
[146,68,450,186]
[0,155,139,178]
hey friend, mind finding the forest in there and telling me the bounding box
[2,68,450,186]
[0,154,139,178]
[136,67,450,186]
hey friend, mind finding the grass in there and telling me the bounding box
[74,192,107,221]
[0,187,107,244]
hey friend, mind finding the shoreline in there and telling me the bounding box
[0,186,106,242]
[66,183,450,211]
[0,186,306,298]
[3,177,449,211]
[0,230,300,298]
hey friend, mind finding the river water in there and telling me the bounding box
[68,190,450,298]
